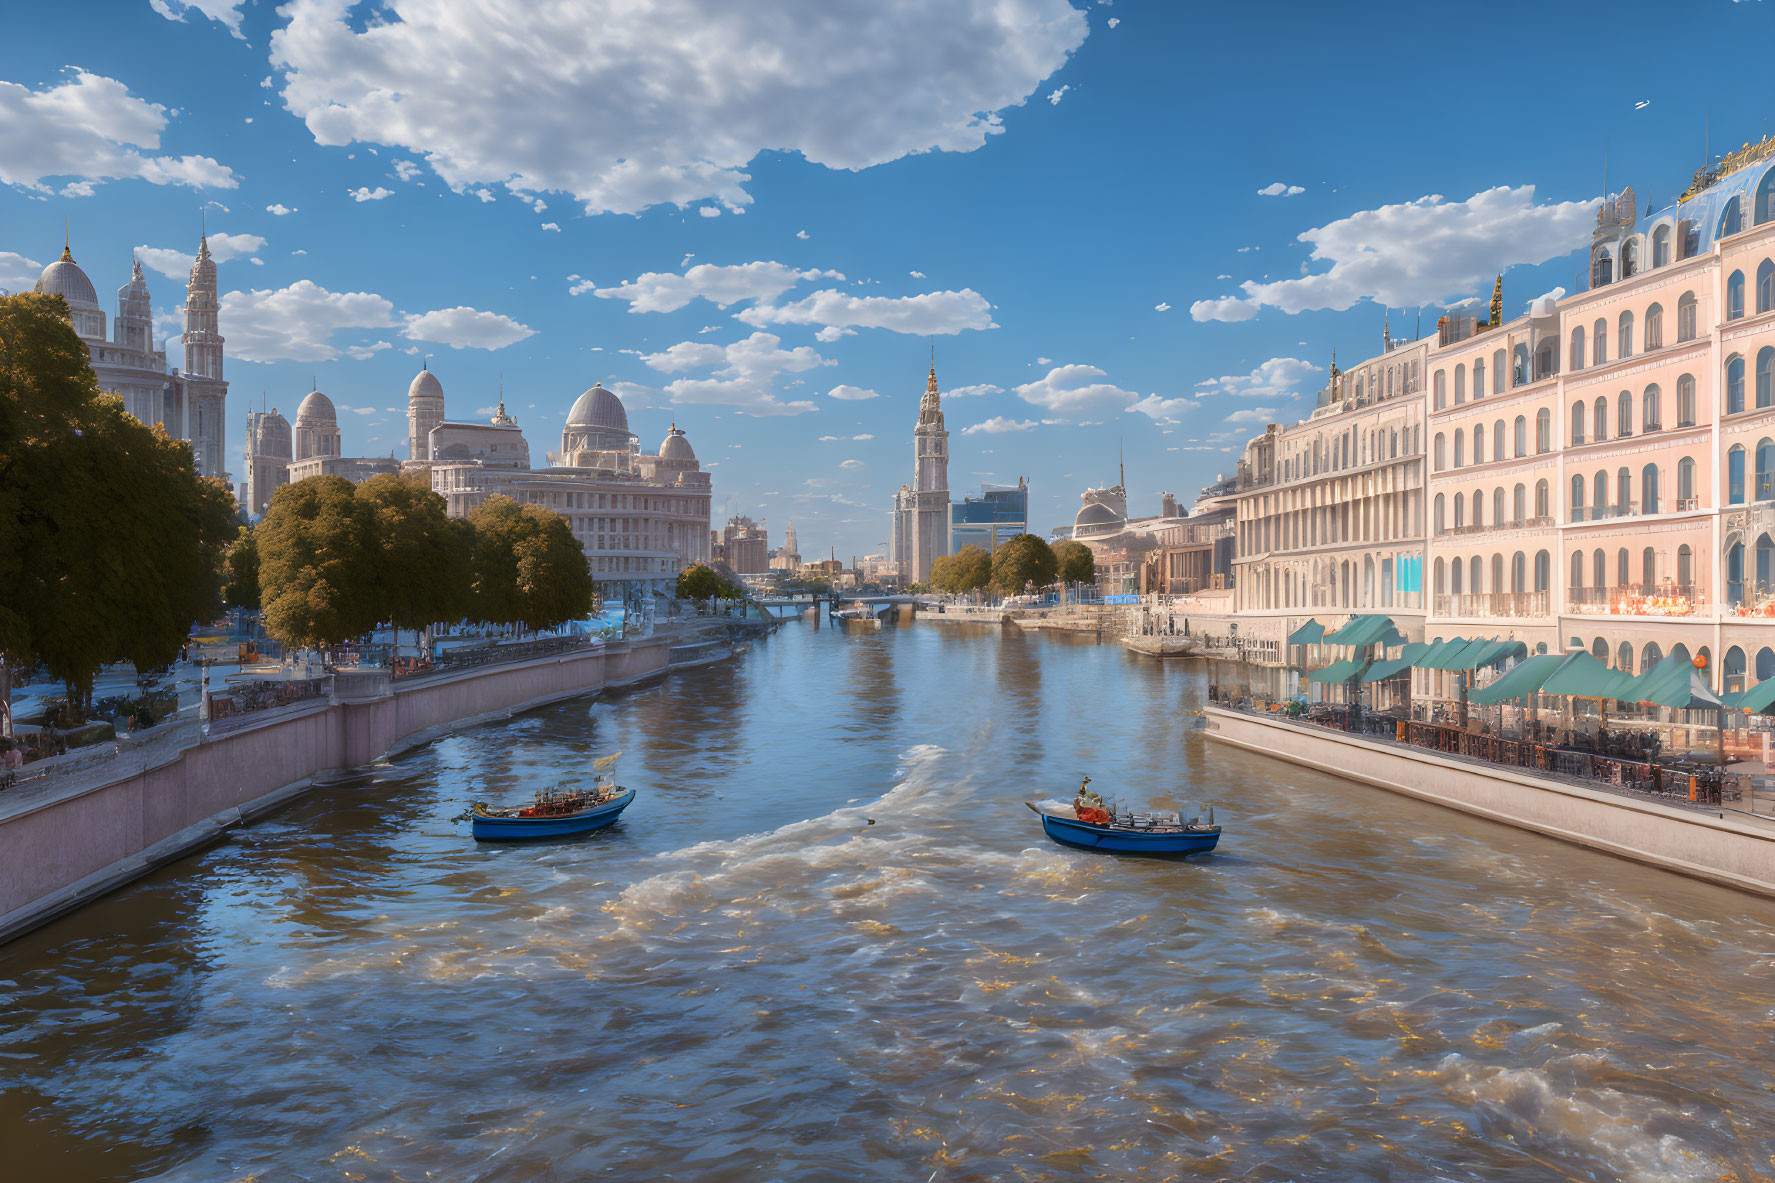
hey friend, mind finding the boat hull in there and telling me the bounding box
[1035,811,1220,855]
[472,789,636,841]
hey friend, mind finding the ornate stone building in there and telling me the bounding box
[32,232,228,484]
[891,364,951,583]
[243,407,292,517]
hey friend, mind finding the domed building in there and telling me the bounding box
[243,406,293,517]
[293,388,342,461]
[30,231,229,484]
[426,378,712,600]
[406,363,445,461]
[1072,484,1128,540]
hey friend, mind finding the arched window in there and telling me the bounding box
[1729,542,1746,607]
[1643,463,1660,514]
[1434,557,1446,596]
[1618,310,1634,359]
[1492,487,1505,525]
[1761,347,1775,411]
[1471,554,1485,594]
[1622,239,1639,279]
[1570,325,1586,370]
[1677,543,1693,588]
[1535,549,1550,592]
[1652,224,1672,268]
[1570,402,1586,445]
[1645,303,1663,350]
[1513,415,1527,457]
[1643,384,1662,431]
[1511,551,1526,594]
[1593,548,1606,588]
[1759,167,1775,226]
[1453,492,1465,528]
[1434,370,1446,409]
[1593,396,1608,442]
[1536,408,1551,453]
[1677,374,1696,426]
[1761,260,1775,315]
[1759,533,1775,597]
[1470,490,1484,528]
[1722,195,1743,239]
[1535,479,1549,519]
[1592,637,1609,662]
[1434,432,1446,470]
[1617,391,1633,437]
[1730,444,1747,504]
[1570,550,1584,590]
[1729,355,1747,414]
[1454,428,1465,467]
[1473,423,1485,463]
[1493,419,1506,462]
[1758,438,1775,502]
[1593,318,1608,364]
[1644,642,1664,671]
[1491,553,1504,593]
[1454,363,1466,403]
[1473,357,1485,399]
[1592,246,1613,288]
[1728,270,1745,320]
[1451,556,1464,595]
[1677,456,1696,508]
[1616,466,1632,512]
[1726,648,1747,696]
[1513,482,1526,522]
[1489,348,1503,393]
[1570,473,1585,519]
[1513,344,1529,387]
[1593,470,1608,513]
[1433,493,1445,534]
[1642,546,1656,589]
[1677,291,1697,341]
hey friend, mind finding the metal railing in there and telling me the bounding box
[1433,591,1549,619]
[397,634,597,678]
[1567,586,1703,616]
[208,676,330,721]
[1571,502,1639,523]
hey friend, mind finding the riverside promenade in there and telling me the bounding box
[1206,706,1775,897]
[0,621,765,945]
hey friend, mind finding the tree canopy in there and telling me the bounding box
[1052,539,1096,586]
[223,526,261,611]
[357,472,472,635]
[930,544,992,594]
[258,475,378,650]
[989,533,1058,596]
[0,292,237,707]
[677,563,744,600]
[468,495,597,629]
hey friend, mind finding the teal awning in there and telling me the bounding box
[1308,658,1365,684]
[1541,651,1639,701]
[1361,643,1429,682]
[1287,619,1327,646]
[1413,636,1471,670]
[1466,639,1529,670]
[1730,677,1775,714]
[1630,653,1725,711]
[1322,614,1399,650]
[1468,653,1566,705]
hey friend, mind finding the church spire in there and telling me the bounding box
[61,215,72,263]
[1489,274,1503,327]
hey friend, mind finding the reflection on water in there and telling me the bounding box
[3,619,1774,1181]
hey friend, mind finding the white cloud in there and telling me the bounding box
[266,203,295,215]
[221,280,399,363]
[393,159,422,182]
[962,416,1062,435]
[1153,301,1170,312]
[909,270,926,278]
[1107,16,1119,26]
[135,231,266,278]
[946,383,1004,399]
[641,330,827,416]
[568,277,596,296]
[852,433,874,440]
[540,221,561,231]
[738,287,996,336]
[1126,394,1199,421]
[403,307,536,350]
[698,206,721,218]
[268,0,1086,216]
[592,261,837,313]
[1192,185,1597,323]
[1048,85,1069,106]
[796,230,809,239]
[1193,357,1319,401]
[0,250,42,291]
[0,69,236,195]
[1257,182,1305,197]
[826,384,880,401]
[1012,364,1137,414]
[348,186,393,202]
[149,0,246,38]
[839,459,864,469]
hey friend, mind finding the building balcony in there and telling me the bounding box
[1566,585,1704,617]
[1433,591,1549,619]
[1440,515,1555,538]
[1570,503,1637,523]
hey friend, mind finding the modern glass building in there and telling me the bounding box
[951,480,1028,553]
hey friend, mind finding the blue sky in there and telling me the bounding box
[4,0,1775,559]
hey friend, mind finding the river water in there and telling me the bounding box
[4,619,1774,1181]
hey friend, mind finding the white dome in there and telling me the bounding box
[408,367,444,402]
[567,382,630,433]
[659,425,696,462]
[296,390,337,423]
[35,250,99,308]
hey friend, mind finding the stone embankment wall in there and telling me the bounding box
[0,638,681,944]
[1207,707,1775,897]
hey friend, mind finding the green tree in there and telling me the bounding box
[677,563,743,600]
[927,553,956,593]
[258,475,378,652]
[468,495,596,630]
[945,544,992,594]
[0,293,236,715]
[357,472,472,646]
[1052,539,1096,586]
[989,533,1059,596]
[224,526,261,611]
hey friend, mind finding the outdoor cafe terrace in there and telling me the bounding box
[1229,615,1775,821]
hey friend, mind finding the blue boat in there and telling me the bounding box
[471,786,635,841]
[1025,800,1221,856]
